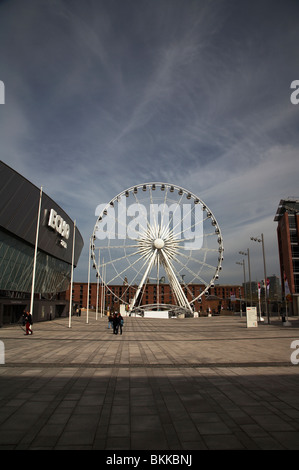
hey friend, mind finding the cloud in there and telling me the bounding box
[186,142,298,283]
[0,0,298,285]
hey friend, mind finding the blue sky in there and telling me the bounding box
[0,0,298,285]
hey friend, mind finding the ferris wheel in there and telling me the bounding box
[91,183,224,315]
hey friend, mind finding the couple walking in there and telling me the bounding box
[109,312,124,335]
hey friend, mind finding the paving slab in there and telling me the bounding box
[0,314,299,450]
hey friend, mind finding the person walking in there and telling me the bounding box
[108,313,113,329]
[118,313,124,335]
[24,310,33,335]
[112,312,119,334]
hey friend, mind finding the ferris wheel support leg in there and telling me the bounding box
[161,250,193,314]
[129,249,158,313]
[164,263,184,306]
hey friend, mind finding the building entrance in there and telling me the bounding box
[1,303,27,325]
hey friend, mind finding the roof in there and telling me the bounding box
[274,198,299,222]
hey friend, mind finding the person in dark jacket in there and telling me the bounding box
[24,310,33,335]
[118,314,124,335]
[112,312,119,334]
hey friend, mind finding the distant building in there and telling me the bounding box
[274,198,299,315]
[242,281,258,300]
[267,275,281,300]
[245,277,280,299]
[65,281,245,316]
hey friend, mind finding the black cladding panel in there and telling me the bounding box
[0,161,83,266]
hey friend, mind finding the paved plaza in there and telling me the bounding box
[0,313,299,450]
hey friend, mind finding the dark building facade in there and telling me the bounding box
[274,198,299,315]
[0,161,84,325]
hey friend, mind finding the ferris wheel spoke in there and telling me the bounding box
[177,250,217,271]
[159,185,170,237]
[117,254,154,303]
[172,239,209,265]
[129,249,158,311]
[106,243,142,277]
[205,231,219,237]
[99,249,141,268]
[128,253,153,287]
[176,238,218,251]
[172,253,210,286]
[106,250,148,284]
[132,189,155,238]
[148,186,159,236]
[166,193,187,239]
[115,197,130,237]
[96,244,140,250]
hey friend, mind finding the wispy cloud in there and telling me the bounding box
[0,0,298,283]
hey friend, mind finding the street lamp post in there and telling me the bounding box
[236,260,247,314]
[239,249,252,306]
[250,234,269,324]
[68,219,76,328]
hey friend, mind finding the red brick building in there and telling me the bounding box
[275,198,299,315]
[65,282,244,316]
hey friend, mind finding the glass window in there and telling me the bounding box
[0,230,71,294]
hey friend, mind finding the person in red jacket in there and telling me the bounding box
[24,310,33,335]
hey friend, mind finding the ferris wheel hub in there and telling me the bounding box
[153,238,165,249]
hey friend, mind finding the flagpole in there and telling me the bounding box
[103,262,106,317]
[258,282,262,321]
[68,220,76,328]
[96,250,100,321]
[100,258,104,318]
[284,277,289,321]
[86,238,91,324]
[101,258,105,318]
[260,233,269,324]
[283,272,291,326]
[30,186,43,320]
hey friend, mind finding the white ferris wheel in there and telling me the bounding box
[91,183,224,316]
